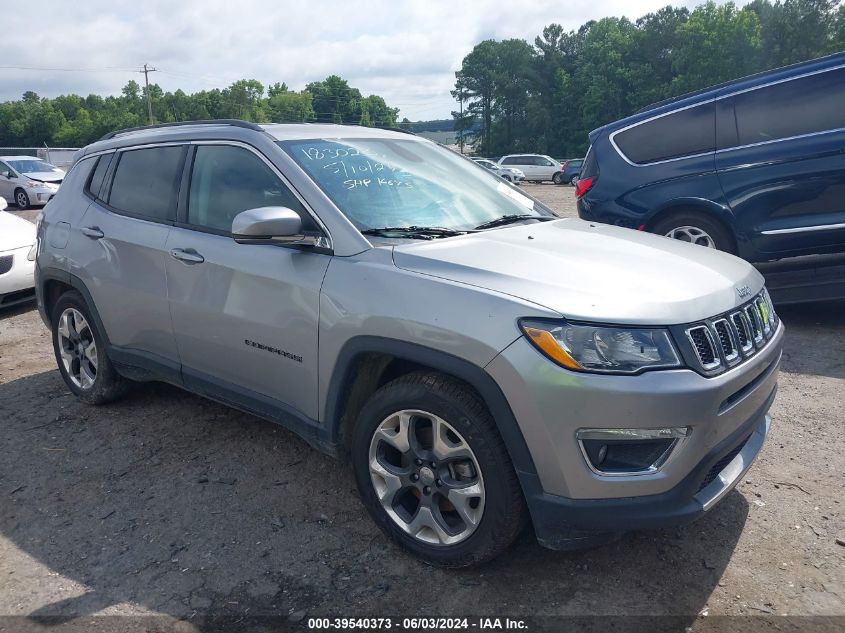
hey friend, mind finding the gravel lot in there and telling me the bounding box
[0,187,843,630]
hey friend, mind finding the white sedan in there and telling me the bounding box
[472,158,525,184]
[0,197,37,308]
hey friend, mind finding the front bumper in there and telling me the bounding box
[486,321,782,546]
[30,187,58,206]
[523,404,771,549]
[0,246,35,292]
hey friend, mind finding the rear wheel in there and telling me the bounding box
[651,212,736,254]
[51,290,129,404]
[552,172,564,185]
[352,372,527,567]
[15,188,29,210]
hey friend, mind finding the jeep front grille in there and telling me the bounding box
[678,290,778,376]
[686,326,720,370]
[713,318,739,363]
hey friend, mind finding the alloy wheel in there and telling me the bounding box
[57,308,98,389]
[16,191,28,209]
[368,409,485,546]
[664,225,716,248]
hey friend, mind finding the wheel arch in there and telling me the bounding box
[38,268,111,347]
[324,336,538,479]
[644,199,738,252]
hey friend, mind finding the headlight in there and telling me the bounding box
[25,181,40,188]
[519,319,682,374]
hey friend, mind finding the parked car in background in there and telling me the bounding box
[0,197,37,308]
[499,154,566,184]
[0,156,65,209]
[560,158,584,185]
[36,120,781,566]
[472,158,525,183]
[576,52,845,265]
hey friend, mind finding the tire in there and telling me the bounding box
[15,188,30,210]
[351,372,527,567]
[502,174,512,182]
[552,172,564,185]
[568,176,578,186]
[650,211,736,254]
[51,290,129,405]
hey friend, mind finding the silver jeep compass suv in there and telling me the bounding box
[35,120,783,567]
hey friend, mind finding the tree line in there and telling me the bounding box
[0,75,399,147]
[453,0,845,157]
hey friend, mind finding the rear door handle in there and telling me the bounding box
[169,248,205,264]
[80,226,104,239]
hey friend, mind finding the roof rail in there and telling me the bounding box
[99,119,265,141]
[376,126,416,136]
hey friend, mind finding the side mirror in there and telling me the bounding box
[231,206,319,247]
[3,171,12,179]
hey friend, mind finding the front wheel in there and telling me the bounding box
[651,212,736,254]
[15,188,30,210]
[352,372,527,567]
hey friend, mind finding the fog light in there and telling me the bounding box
[576,427,689,475]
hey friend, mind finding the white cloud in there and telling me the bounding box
[1,0,745,120]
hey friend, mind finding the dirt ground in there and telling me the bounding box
[0,187,843,630]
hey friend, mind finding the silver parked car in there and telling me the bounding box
[472,158,524,183]
[0,156,65,209]
[35,121,782,567]
[498,153,566,184]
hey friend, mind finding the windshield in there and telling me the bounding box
[279,138,553,231]
[7,159,60,174]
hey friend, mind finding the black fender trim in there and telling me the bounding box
[36,267,110,343]
[324,336,538,478]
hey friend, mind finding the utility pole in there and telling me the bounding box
[459,91,464,155]
[455,77,466,155]
[139,63,157,125]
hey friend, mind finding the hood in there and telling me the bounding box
[392,218,763,325]
[0,211,37,251]
[23,171,63,184]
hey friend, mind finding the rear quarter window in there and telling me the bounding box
[85,154,113,200]
[614,102,715,164]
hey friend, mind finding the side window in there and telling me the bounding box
[732,67,845,147]
[539,157,556,166]
[614,102,715,164]
[187,145,306,233]
[501,157,517,165]
[86,154,113,200]
[108,146,185,221]
[0,161,10,177]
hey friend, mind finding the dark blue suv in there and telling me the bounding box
[576,52,845,264]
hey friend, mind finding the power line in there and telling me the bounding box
[0,65,136,72]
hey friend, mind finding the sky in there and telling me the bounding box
[2,0,745,121]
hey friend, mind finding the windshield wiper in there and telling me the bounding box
[361,226,473,240]
[474,214,552,230]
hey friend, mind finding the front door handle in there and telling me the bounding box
[80,226,104,239]
[169,248,205,264]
